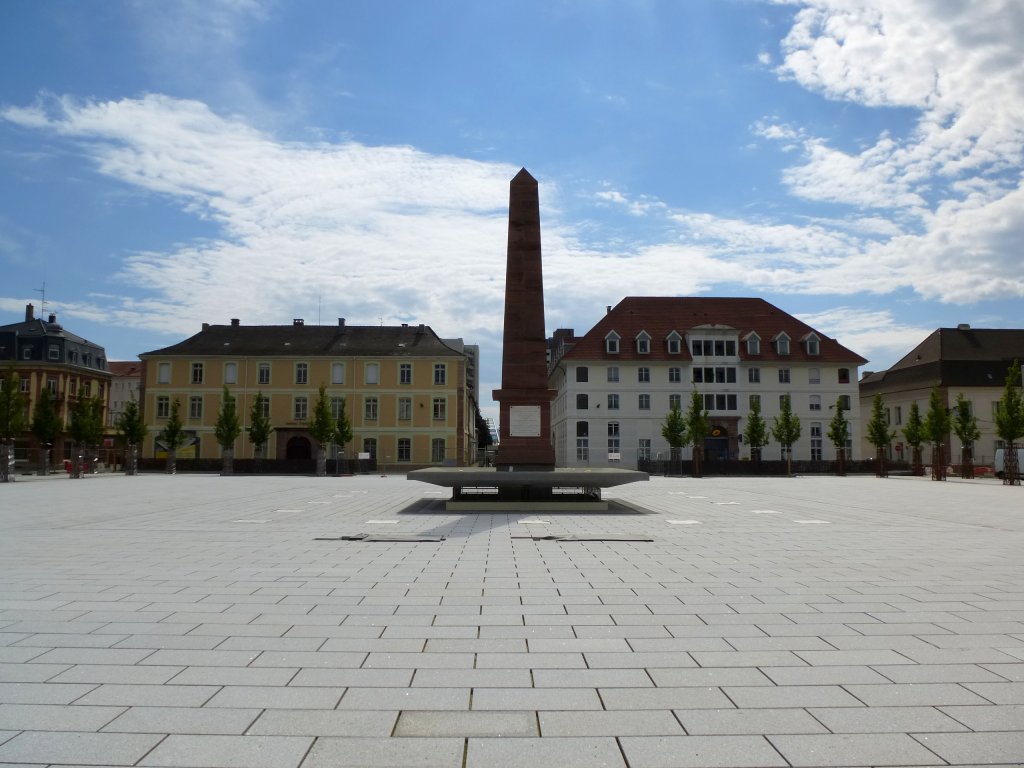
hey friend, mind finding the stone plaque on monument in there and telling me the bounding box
[509,406,542,438]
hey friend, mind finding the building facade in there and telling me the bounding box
[0,304,112,462]
[107,361,143,427]
[138,318,476,467]
[859,326,1024,466]
[550,297,866,469]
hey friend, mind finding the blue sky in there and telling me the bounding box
[2,0,1022,421]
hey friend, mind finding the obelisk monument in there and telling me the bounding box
[492,168,557,470]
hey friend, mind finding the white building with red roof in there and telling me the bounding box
[548,297,868,469]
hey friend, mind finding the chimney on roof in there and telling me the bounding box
[338,318,345,328]
[607,305,611,314]
[25,304,34,322]
[416,323,425,335]
[957,323,971,330]
[48,313,57,324]
[293,318,304,326]
[231,318,240,326]
[202,323,210,331]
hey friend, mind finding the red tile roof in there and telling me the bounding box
[558,297,867,365]
[108,361,143,377]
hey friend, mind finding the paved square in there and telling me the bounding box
[1,472,1022,767]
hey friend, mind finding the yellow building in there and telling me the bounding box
[138,318,476,467]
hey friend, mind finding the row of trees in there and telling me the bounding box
[155,384,351,477]
[657,359,1023,484]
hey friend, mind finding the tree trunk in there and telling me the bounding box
[691,446,702,478]
[39,446,50,476]
[875,446,887,478]
[316,445,327,477]
[1,440,12,483]
[1004,443,1020,486]
[960,445,972,479]
[835,447,846,476]
[931,443,946,481]
[221,447,234,476]
[166,448,176,475]
[125,443,138,476]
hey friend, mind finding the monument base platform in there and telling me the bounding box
[407,467,648,511]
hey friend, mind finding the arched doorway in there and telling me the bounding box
[285,436,312,460]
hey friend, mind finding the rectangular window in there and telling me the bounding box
[704,394,715,411]
[606,336,619,354]
[398,397,412,421]
[294,397,308,421]
[82,381,90,396]
[808,368,821,385]
[692,340,703,356]
[189,396,203,420]
[432,398,446,421]
[895,405,902,425]
[885,407,891,425]
[637,336,650,354]
[638,394,651,410]
[839,394,851,410]
[156,396,170,419]
[607,393,620,410]
[433,363,447,385]
[777,337,790,355]
[838,368,850,384]
[780,394,790,410]
[807,338,820,355]
[669,367,681,383]
[693,368,704,383]
[397,438,411,462]
[779,368,791,384]
[295,363,308,385]
[607,421,620,455]
[365,363,379,385]
[20,377,30,393]
[668,337,681,354]
[749,394,761,410]
[224,362,237,384]
[258,363,271,385]
[714,340,725,356]
[431,438,446,463]
[191,362,204,384]
[747,337,760,355]
[715,394,727,411]
[22,348,31,360]
[811,422,823,461]
[576,394,589,410]
[364,397,378,420]
[260,396,271,419]
[332,362,345,384]
[607,366,619,383]
[638,367,650,383]
[748,367,760,384]
[399,363,412,385]
[669,394,682,410]
[576,422,589,462]
[69,379,78,396]
[48,345,60,361]
[576,366,588,383]
[809,395,822,411]
[638,439,651,461]
[330,397,345,420]
[157,362,171,384]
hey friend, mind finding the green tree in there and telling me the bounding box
[683,391,709,478]
[31,387,61,476]
[922,387,951,481]
[309,384,335,477]
[865,394,894,478]
[157,398,186,474]
[743,397,769,464]
[826,396,850,476]
[902,401,926,476]
[660,403,688,475]
[995,359,1024,485]
[214,386,242,475]
[68,395,104,478]
[951,393,980,479]
[771,394,801,477]
[0,370,26,482]
[115,397,147,475]
[247,392,274,470]
[334,394,353,475]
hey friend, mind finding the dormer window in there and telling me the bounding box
[775,333,791,355]
[803,333,820,356]
[605,331,620,354]
[666,331,682,355]
[745,333,761,356]
[636,331,651,354]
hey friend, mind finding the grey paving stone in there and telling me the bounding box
[724,684,864,708]
[289,667,413,687]
[532,668,653,687]
[304,736,464,768]
[963,681,1024,703]
[168,666,298,686]
[0,681,98,704]
[205,685,341,709]
[467,737,625,768]
[472,687,602,710]
[50,664,183,685]
[336,686,470,710]
[0,731,163,766]
[0,703,126,731]
[599,686,733,710]
[476,652,587,668]
[619,735,787,767]
[248,709,397,737]
[674,707,828,735]
[412,668,532,688]
[771,732,947,766]
[809,705,971,733]
[845,682,995,706]
[104,706,260,734]
[0,662,72,682]
[689,650,806,667]
[647,667,773,687]
[139,734,312,768]
[759,664,892,685]
[396,710,537,737]
[539,710,683,736]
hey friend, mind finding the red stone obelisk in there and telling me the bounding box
[492,168,557,470]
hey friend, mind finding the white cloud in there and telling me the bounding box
[795,306,933,368]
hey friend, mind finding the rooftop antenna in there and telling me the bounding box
[33,281,47,316]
